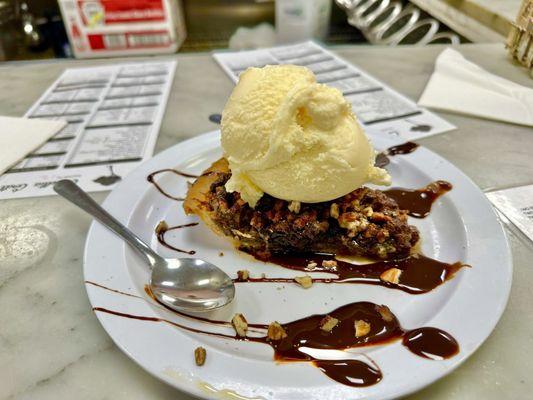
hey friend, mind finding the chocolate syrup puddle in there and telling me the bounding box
[242,253,466,294]
[375,142,420,168]
[93,299,459,387]
[402,328,459,360]
[387,142,420,156]
[385,181,453,218]
[156,222,198,255]
[147,169,198,201]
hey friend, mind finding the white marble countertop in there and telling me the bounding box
[1,43,532,400]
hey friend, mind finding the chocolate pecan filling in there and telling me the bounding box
[205,172,419,260]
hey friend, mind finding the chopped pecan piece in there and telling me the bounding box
[294,275,313,289]
[330,203,339,219]
[237,269,250,281]
[371,212,392,223]
[363,206,373,217]
[319,315,339,332]
[155,220,168,235]
[355,320,371,337]
[231,313,248,337]
[288,201,301,214]
[380,268,402,284]
[267,321,288,341]
[321,259,338,270]
[194,346,206,366]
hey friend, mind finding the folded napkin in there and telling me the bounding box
[419,48,533,127]
[0,116,66,175]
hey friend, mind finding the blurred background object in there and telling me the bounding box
[275,0,332,43]
[0,1,18,60]
[182,0,365,50]
[57,0,186,58]
[20,1,45,51]
[336,0,462,45]
[0,0,527,61]
[1,0,71,60]
[228,22,276,50]
[506,0,532,74]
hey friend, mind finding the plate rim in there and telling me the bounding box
[83,130,513,400]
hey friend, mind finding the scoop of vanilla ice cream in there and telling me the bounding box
[221,65,390,207]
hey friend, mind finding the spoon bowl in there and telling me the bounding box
[150,257,235,312]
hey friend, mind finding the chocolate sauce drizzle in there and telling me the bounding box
[93,307,237,340]
[93,296,459,387]
[387,142,420,156]
[136,155,463,385]
[85,281,141,298]
[375,142,420,168]
[238,253,466,295]
[402,327,459,360]
[147,169,198,201]
[156,222,198,255]
[384,181,453,218]
[150,215,465,294]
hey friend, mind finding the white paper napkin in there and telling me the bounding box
[419,48,533,127]
[0,116,66,175]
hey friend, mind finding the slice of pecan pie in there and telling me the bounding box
[184,159,419,260]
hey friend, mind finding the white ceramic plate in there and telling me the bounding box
[84,130,512,400]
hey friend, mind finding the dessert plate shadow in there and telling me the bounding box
[84,130,512,400]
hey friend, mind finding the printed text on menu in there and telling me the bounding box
[0,61,176,200]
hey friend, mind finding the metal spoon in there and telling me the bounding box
[53,179,235,313]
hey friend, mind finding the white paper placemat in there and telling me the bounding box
[0,60,176,200]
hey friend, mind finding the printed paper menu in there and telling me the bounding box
[487,184,533,244]
[0,60,176,200]
[213,41,455,143]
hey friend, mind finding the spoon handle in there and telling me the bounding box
[54,179,164,268]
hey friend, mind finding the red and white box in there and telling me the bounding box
[58,0,186,58]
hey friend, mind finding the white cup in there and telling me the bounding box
[276,0,333,43]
